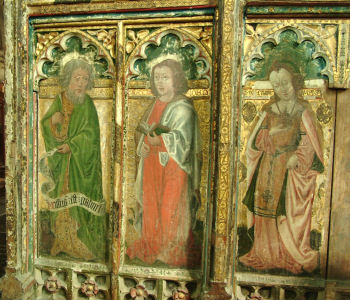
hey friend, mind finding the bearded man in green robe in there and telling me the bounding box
[41,58,106,261]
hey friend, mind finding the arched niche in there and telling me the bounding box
[119,27,214,291]
[33,30,116,269]
[242,25,334,86]
[234,25,336,288]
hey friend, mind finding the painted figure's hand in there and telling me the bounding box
[147,133,161,146]
[51,112,64,126]
[57,143,71,154]
[269,124,285,136]
[140,143,150,158]
[287,154,298,169]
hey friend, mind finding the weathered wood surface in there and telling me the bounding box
[328,88,350,281]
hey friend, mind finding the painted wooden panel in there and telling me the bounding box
[236,25,336,285]
[36,32,115,264]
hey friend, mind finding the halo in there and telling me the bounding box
[60,51,95,73]
[148,54,183,73]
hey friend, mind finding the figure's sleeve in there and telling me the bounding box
[295,110,324,175]
[254,118,275,154]
[294,122,315,174]
[135,102,155,157]
[40,97,62,151]
[245,112,266,186]
[161,103,195,172]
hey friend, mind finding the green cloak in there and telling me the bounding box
[41,94,106,260]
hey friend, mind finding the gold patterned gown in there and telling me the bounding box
[240,103,323,274]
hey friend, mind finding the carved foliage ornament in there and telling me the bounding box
[119,277,156,299]
[87,29,117,58]
[81,279,99,297]
[126,29,151,54]
[130,285,148,299]
[44,276,61,294]
[172,287,191,300]
[36,32,59,58]
[35,268,68,298]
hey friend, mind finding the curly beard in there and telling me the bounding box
[66,89,85,105]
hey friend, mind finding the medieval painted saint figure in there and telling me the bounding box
[239,63,324,274]
[126,59,202,268]
[40,58,106,260]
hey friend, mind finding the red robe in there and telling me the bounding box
[127,99,200,268]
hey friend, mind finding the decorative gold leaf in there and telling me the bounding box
[200,27,212,39]
[246,24,256,36]
[97,30,108,40]
[322,25,337,39]
[37,33,44,43]
[255,24,274,35]
[36,32,59,57]
[183,27,203,39]
[127,30,136,42]
[48,32,58,40]
[126,41,135,54]
[136,29,150,41]
[201,38,212,53]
